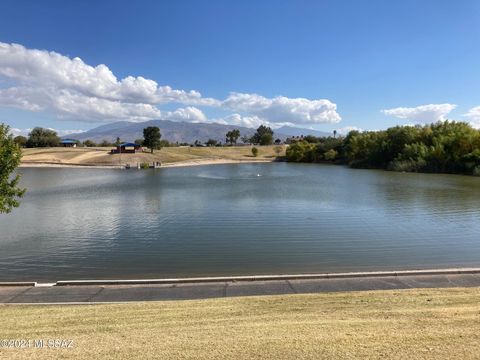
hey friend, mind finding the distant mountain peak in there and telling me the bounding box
[275,125,331,138]
[66,120,332,143]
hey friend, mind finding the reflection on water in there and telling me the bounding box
[0,163,479,281]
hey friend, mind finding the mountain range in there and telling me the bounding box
[66,120,332,144]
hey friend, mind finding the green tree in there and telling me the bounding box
[26,127,60,147]
[0,124,26,213]
[251,125,274,145]
[251,147,259,157]
[206,139,218,147]
[159,139,170,148]
[304,135,319,143]
[134,139,144,146]
[14,135,27,147]
[225,129,241,145]
[143,126,162,153]
[315,137,344,160]
[83,139,97,147]
[259,133,273,145]
[100,140,112,147]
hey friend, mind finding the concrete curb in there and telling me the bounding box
[51,268,480,286]
[0,282,37,287]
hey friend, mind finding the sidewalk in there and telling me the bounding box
[1,270,480,304]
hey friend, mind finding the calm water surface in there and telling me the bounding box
[1,163,480,281]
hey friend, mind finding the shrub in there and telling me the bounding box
[83,139,97,147]
[388,158,427,172]
[324,149,338,161]
[251,147,259,157]
[14,135,27,147]
[286,141,316,162]
[99,140,112,147]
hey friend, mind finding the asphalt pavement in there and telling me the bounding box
[1,271,480,304]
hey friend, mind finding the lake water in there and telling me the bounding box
[1,163,480,282]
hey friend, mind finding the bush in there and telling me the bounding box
[388,159,427,172]
[251,147,259,157]
[140,163,150,169]
[286,141,316,162]
[324,149,338,161]
[99,140,112,147]
[341,121,480,175]
[13,135,27,147]
[159,140,170,147]
[83,139,97,147]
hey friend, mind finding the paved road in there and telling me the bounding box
[1,273,480,304]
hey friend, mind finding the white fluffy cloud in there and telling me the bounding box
[8,128,32,137]
[163,106,207,123]
[463,106,480,129]
[0,42,218,106]
[223,93,341,125]
[0,42,341,127]
[213,114,266,128]
[9,127,84,137]
[0,42,217,121]
[0,87,162,122]
[213,114,298,129]
[336,126,362,135]
[382,104,457,123]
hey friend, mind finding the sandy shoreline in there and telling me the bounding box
[20,158,275,169]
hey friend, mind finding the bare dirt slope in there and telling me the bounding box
[21,146,286,167]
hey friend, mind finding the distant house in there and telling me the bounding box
[111,142,142,154]
[60,139,78,147]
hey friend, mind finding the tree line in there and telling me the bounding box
[286,121,480,176]
[11,126,171,149]
[13,125,280,148]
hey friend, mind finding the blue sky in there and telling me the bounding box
[1,0,480,135]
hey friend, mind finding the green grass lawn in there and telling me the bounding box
[1,288,479,359]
